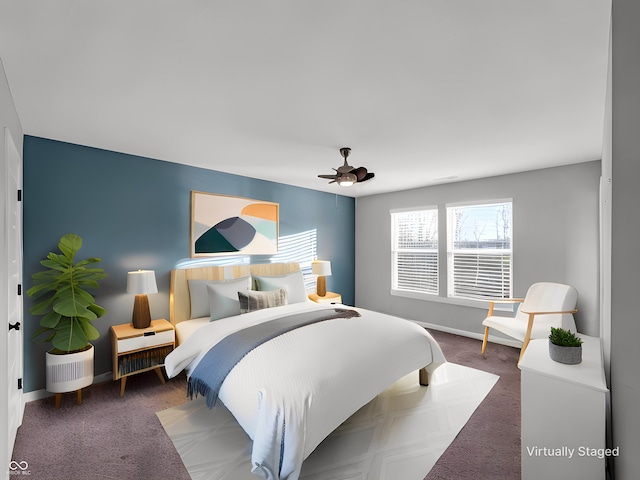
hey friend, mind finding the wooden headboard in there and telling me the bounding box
[169,262,301,325]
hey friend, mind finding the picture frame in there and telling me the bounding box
[190,191,279,257]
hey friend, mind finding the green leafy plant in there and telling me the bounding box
[549,327,583,347]
[27,233,107,353]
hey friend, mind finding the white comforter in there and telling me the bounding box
[164,302,445,480]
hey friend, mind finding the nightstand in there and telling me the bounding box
[308,291,342,304]
[110,319,175,396]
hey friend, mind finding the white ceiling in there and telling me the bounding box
[0,0,611,197]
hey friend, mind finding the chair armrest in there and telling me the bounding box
[520,309,578,315]
[486,298,525,316]
[489,298,525,303]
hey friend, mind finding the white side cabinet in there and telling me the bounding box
[519,336,609,480]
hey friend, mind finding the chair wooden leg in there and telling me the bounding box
[518,313,536,365]
[481,326,490,357]
[518,336,532,365]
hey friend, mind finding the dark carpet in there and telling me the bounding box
[424,330,521,480]
[12,371,192,480]
[11,331,520,480]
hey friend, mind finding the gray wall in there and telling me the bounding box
[355,161,601,338]
[611,0,640,476]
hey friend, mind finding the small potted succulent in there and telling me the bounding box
[548,327,583,365]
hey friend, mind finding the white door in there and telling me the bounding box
[1,128,24,477]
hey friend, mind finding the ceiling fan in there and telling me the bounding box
[318,147,375,186]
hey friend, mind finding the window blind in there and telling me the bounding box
[391,209,438,295]
[447,202,512,300]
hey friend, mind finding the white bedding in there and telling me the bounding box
[164,302,445,480]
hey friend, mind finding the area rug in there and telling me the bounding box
[157,362,498,480]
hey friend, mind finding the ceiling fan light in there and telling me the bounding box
[337,173,357,186]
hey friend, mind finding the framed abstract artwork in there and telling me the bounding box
[190,191,279,257]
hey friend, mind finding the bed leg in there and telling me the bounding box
[419,367,429,386]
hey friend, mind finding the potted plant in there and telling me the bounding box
[27,233,107,395]
[548,326,583,365]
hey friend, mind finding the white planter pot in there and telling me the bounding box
[45,344,94,393]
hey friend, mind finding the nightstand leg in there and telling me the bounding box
[120,377,127,397]
[77,389,82,405]
[55,393,61,409]
[154,367,166,384]
[419,367,429,386]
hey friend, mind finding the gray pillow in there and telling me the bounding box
[238,288,288,314]
[186,276,250,321]
[253,270,308,304]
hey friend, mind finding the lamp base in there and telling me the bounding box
[132,294,152,329]
[317,276,327,297]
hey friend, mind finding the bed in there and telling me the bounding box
[164,262,445,480]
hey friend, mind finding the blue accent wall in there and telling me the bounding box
[23,135,355,392]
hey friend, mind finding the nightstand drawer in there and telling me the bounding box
[117,329,174,354]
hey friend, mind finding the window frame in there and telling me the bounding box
[446,199,513,301]
[389,200,513,308]
[390,206,439,297]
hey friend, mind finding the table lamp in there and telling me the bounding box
[127,270,158,329]
[311,260,332,297]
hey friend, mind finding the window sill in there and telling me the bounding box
[390,289,515,312]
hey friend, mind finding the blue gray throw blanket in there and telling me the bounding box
[187,308,361,409]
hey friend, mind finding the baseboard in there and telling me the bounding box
[413,321,522,349]
[22,371,113,404]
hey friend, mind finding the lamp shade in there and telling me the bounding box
[126,270,158,295]
[311,260,332,276]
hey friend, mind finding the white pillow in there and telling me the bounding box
[253,270,308,304]
[187,279,215,319]
[187,277,251,320]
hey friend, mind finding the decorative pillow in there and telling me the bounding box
[253,270,308,304]
[238,288,288,314]
[187,279,216,319]
[188,277,250,321]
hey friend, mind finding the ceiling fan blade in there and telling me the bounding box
[350,166,368,181]
[358,172,375,182]
[318,174,338,179]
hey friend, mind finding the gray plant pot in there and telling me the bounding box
[548,341,582,365]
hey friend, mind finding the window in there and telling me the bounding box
[391,208,438,295]
[446,201,512,300]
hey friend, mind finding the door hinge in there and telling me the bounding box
[17,189,22,201]
[17,284,22,296]
[17,378,22,390]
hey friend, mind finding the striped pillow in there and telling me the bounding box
[238,289,288,314]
